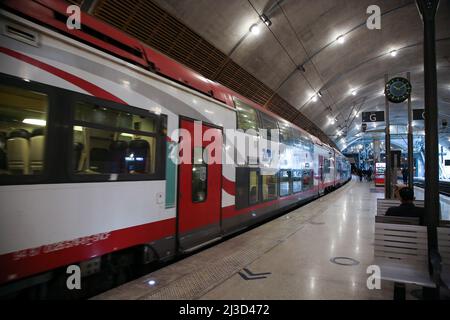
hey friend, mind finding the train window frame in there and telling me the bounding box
[248,168,260,205]
[279,169,292,197]
[234,98,261,134]
[0,73,58,186]
[278,120,294,145]
[261,171,278,202]
[192,146,208,203]
[292,170,302,194]
[66,93,167,183]
[258,111,279,140]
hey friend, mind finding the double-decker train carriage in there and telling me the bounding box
[0,0,351,297]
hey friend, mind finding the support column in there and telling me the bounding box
[384,74,392,199]
[407,72,414,189]
[416,0,441,239]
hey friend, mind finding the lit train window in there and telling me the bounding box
[75,101,156,133]
[192,147,207,203]
[72,101,159,176]
[292,170,302,193]
[235,99,259,133]
[279,170,291,197]
[262,173,277,201]
[0,85,48,176]
[249,169,260,204]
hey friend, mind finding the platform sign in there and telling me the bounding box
[375,162,386,187]
[362,111,385,123]
[413,109,425,120]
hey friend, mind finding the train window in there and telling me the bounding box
[75,101,156,134]
[324,158,331,174]
[292,170,302,193]
[262,173,278,201]
[259,112,278,140]
[235,99,259,133]
[0,84,48,176]
[249,169,260,204]
[192,147,207,203]
[302,170,314,191]
[278,120,293,145]
[72,101,163,178]
[279,170,291,197]
[73,126,156,174]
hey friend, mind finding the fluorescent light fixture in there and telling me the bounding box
[23,118,46,126]
[74,126,83,131]
[312,95,318,102]
[148,280,156,286]
[120,133,134,137]
[23,78,30,82]
[336,35,345,44]
[351,90,357,96]
[249,24,260,35]
[390,50,397,57]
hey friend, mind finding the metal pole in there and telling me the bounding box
[417,0,440,232]
[384,74,392,199]
[407,72,414,189]
[416,1,440,298]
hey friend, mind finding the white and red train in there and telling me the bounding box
[0,0,351,296]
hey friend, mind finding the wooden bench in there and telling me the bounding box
[374,222,437,299]
[375,215,420,225]
[438,227,450,288]
[376,199,424,216]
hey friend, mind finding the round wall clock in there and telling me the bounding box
[385,77,412,103]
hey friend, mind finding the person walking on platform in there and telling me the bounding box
[402,167,408,185]
[358,168,363,182]
[367,167,373,182]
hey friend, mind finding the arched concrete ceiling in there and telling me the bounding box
[153,0,450,149]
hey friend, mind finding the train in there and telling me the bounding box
[0,0,351,298]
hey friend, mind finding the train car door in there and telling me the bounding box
[177,119,222,251]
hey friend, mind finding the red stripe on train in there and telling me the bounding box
[0,218,176,285]
[0,47,127,104]
[222,176,235,196]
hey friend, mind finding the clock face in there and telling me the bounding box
[385,77,412,103]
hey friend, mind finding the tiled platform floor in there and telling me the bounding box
[94,178,432,300]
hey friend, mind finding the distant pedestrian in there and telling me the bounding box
[358,168,363,182]
[367,167,373,182]
[402,167,408,185]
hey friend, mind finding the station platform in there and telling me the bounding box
[94,179,440,300]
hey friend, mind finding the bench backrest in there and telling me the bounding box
[438,227,450,271]
[377,199,425,216]
[375,215,420,225]
[374,223,428,267]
